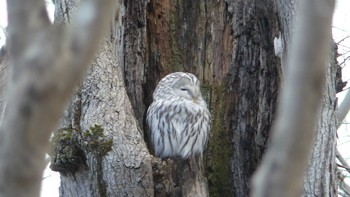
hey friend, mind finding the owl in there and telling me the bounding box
[146,72,211,159]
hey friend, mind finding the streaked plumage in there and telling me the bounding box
[146,72,211,159]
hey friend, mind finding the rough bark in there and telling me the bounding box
[275,0,295,64]
[0,46,7,120]
[55,41,153,197]
[122,0,148,128]
[302,43,338,197]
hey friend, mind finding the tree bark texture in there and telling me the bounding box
[0,47,7,119]
[53,40,154,197]
[302,43,338,197]
[51,0,337,196]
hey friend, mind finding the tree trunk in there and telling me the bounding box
[51,0,337,196]
[302,43,338,197]
[0,46,7,119]
[51,1,153,197]
[53,40,154,197]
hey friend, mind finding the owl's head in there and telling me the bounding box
[153,72,204,103]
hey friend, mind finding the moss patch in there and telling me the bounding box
[81,124,113,156]
[81,124,113,197]
[49,128,86,175]
[49,125,113,180]
[204,84,233,197]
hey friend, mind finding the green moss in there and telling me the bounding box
[205,84,233,197]
[52,128,76,141]
[82,124,113,156]
[50,123,113,193]
[82,125,113,197]
[49,128,85,175]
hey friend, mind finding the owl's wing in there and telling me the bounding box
[146,100,183,158]
[147,99,210,158]
[177,101,211,158]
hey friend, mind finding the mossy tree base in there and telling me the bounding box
[50,125,113,176]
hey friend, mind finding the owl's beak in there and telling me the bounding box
[192,89,202,103]
[192,98,200,104]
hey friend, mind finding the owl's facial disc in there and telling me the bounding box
[173,77,201,102]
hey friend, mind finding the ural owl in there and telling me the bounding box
[146,72,211,159]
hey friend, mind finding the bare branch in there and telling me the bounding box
[336,34,350,45]
[337,149,350,174]
[337,163,350,171]
[337,170,350,196]
[337,89,350,172]
[252,0,335,196]
[339,55,350,68]
[0,0,117,196]
[338,90,350,128]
